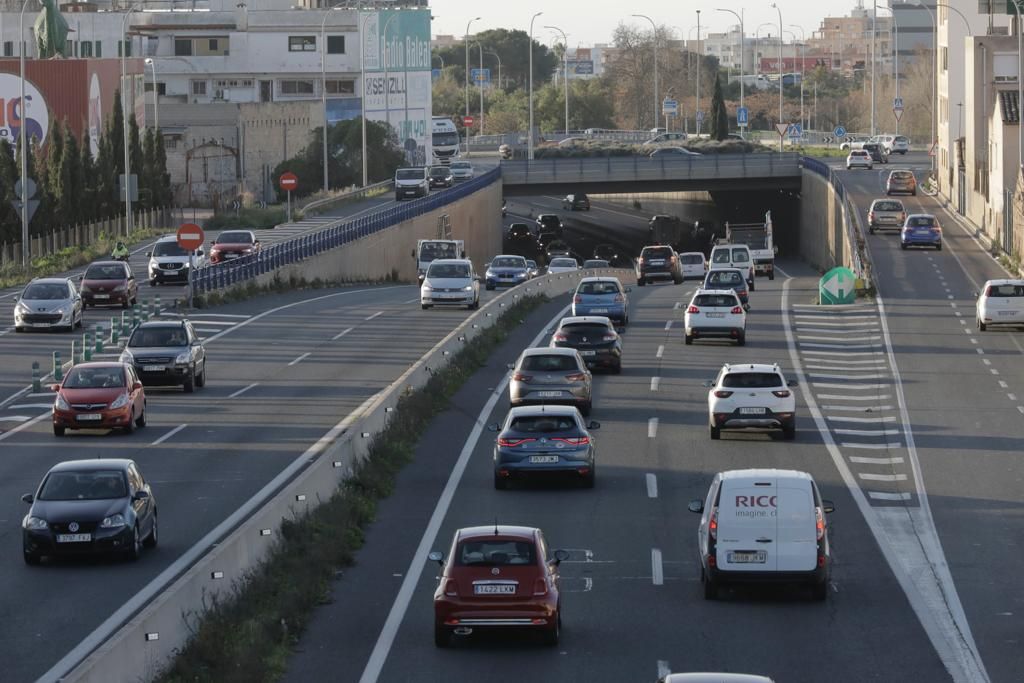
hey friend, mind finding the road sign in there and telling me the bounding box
[775,123,790,137]
[14,178,37,200]
[470,68,491,85]
[893,96,904,110]
[279,172,298,192]
[176,223,205,251]
[834,125,847,138]
[819,266,856,305]
[736,106,749,127]
[462,115,475,127]
[231,200,241,211]
[823,136,834,143]
[696,111,705,124]
[11,199,40,223]
[662,98,679,116]
[893,108,904,123]
[788,122,803,139]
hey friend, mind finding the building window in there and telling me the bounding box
[144,82,167,95]
[325,79,355,94]
[95,41,102,57]
[327,35,345,54]
[80,41,93,57]
[289,36,317,52]
[118,40,132,57]
[280,79,316,95]
[941,46,947,72]
[191,80,208,96]
[175,38,192,56]
[209,38,219,51]
[2,41,12,57]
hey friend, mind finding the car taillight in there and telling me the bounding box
[553,333,568,342]
[533,577,548,596]
[670,255,677,263]
[444,579,458,597]
[815,506,826,541]
[687,305,700,314]
[498,437,536,447]
[985,286,994,296]
[772,390,791,398]
[552,436,590,446]
[932,226,942,233]
[868,211,875,222]
[512,372,532,382]
[602,333,618,341]
[713,390,733,398]
[709,507,718,540]
[614,294,624,303]
[573,295,582,303]
[738,289,747,297]
[565,372,587,381]
[730,306,743,314]
[637,257,645,266]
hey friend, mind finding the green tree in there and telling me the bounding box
[434,29,557,91]
[48,120,77,227]
[79,128,97,221]
[141,127,156,209]
[710,74,728,140]
[30,135,52,233]
[64,127,84,225]
[95,129,116,217]
[0,139,17,242]
[431,73,464,121]
[154,133,171,206]
[108,89,125,176]
[128,115,144,210]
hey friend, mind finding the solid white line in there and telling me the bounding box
[229,383,259,399]
[650,377,660,391]
[187,313,251,318]
[656,344,664,359]
[868,491,913,501]
[817,393,893,401]
[810,373,888,380]
[646,473,658,498]
[365,311,384,321]
[812,382,889,390]
[651,548,664,586]
[800,342,880,349]
[9,403,54,410]
[151,424,187,446]
[333,326,355,341]
[828,415,897,423]
[801,349,884,357]
[841,442,904,449]
[664,320,673,331]
[834,428,901,436]
[358,305,571,683]
[184,320,236,326]
[798,334,881,342]
[288,352,311,366]
[859,472,908,482]
[647,417,659,438]
[850,456,905,465]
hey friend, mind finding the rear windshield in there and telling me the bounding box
[906,216,937,227]
[538,216,560,227]
[429,167,449,177]
[456,540,536,566]
[643,247,673,259]
[549,258,577,268]
[509,415,577,432]
[731,248,750,262]
[894,136,909,142]
[492,257,526,268]
[711,250,733,264]
[64,366,126,389]
[578,281,620,295]
[694,293,739,307]
[987,284,1024,297]
[521,354,579,371]
[84,264,128,280]
[39,470,128,501]
[216,231,254,244]
[582,260,609,268]
[873,201,903,211]
[426,263,470,278]
[450,162,471,170]
[706,270,743,286]
[561,323,611,336]
[680,254,704,264]
[722,372,783,388]
[22,283,70,300]
[891,171,914,179]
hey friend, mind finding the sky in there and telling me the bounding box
[428,0,886,46]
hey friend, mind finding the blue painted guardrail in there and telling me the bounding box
[190,167,502,295]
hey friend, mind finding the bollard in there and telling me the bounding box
[83,332,93,362]
[141,305,150,323]
[110,317,119,345]
[147,298,155,318]
[71,340,80,366]
[154,295,161,316]
[122,311,131,337]
[53,351,63,381]
[32,361,41,393]
[94,324,104,353]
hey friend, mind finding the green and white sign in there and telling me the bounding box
[819,266,856,305]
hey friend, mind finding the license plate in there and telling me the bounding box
[728,550,767,564]
[649,260,665,265]
[998,311,1018,316]
[536,391,562,398]
[224,254,239,260]
[76,413,103,421]
[93,294,110,299]
[589,308,608,313]
[474,584,516,595]
[31,322,52,327]
[580,350,596,356]
[530,455,559,463]
[57,533,91,543]
[143,365,165,372]
[706,312,725,318]
[739,407,767,415]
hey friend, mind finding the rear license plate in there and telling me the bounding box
[998,311,1018,316]
[536,391,562,398]
[76,413,103,421]
[143,365,165,372]
[728,550,766,564]
[474,584,516,595]
[706,312,725,318]
[530,455,559,463]
[57,533,91,543]
[649,260,665,265]
[31,322,52,327]
[739,407,767,415]
[589,308,608,313]
[224,254,239,260]
[579,350,596,356]
[93,294,110,299]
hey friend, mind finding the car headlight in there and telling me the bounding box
[23,515,48,531]
[109,393,130,410]
[119,351,133,364]
[101,514,127,529]
[54,394,71,411]
[462,285,474,292]
[16,301,30,315]
[485,270,495,278]
[175,351,191,364]
[113,283,126,292]
[421,284,433,292]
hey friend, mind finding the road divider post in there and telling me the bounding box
[95,325,104,353]
[111,317,119,345]
[155,295,161,316]
[83,332,93,361]
[32,362,41,393]
[71,340,80,366]
[53,351,62,381]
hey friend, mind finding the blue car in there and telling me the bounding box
[490,405,600,489]
[484,255,531,290]
[571,276,630,326]
[901,213,942,250]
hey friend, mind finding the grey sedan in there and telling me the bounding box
[14,278,84,333]
[509,347,592,416]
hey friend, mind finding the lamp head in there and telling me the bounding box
[144,58,154,65]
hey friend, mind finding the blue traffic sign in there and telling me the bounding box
[736,106,749,126]
[696,111,705,123]
[662,99,679,116]
[470,68,491,85]
[788,122,803,139]
[834,125,847,138]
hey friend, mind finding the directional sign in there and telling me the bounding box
[736,106,749,127]
[279,172,298,192]
[893,96,904,111]
[834,125,847,138]
[819,266,857,305]
[662,98,679,116]
[470,68,491,85]
[462,115,475,126]
[775,123,790,137]
[11,199,40,223]
[176,223,205,251]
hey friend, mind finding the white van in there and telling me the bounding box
[688,469,834,600]
[709,244,755,290]
[394,167,429,200]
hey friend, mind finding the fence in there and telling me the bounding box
[800,156,873,287]
[0,207,176,268]
[191,168,502,295]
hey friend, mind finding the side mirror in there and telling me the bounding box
[822,500,835,514]
[145,251,153,257]
[427,550,444,566]
[552,549,570,565]
[132,490,150,501]
[587,420,601,430]
[460,251,467,258]
[198,248,205,256]
[688,499,704,514]
[787,380,798,387]
[22,493,34,504]
[702,381,714,388]
[48,383,61,392]
[506,362,515,370]
[132,382,143,391]
[773,245,779,255]
[624,287,632,293]
[487,423,500,432]
[410,249,416,258]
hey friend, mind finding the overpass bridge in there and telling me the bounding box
[498,153,803,195]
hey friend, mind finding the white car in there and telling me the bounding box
[420,258,480,310]
[976,279,1024,331]
[879,134,909,155]
[685,289,747,346]
[705,363,797,440]
[846,150,873,170]
[709,244,755,289]
[13,278,84,333]
[679,251,708,280]
[547,257,580,274]
[147,234,206,286]
[449,160,474,181]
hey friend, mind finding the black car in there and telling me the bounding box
[120,319,207,392]
[489,405,600,489]
[428,166,454,188]
[551,316,622,373]
[636,245,683,286]
[593,244,618,262]
[535,214,564,237]
[703,268,750,307]
[22,459,157,564]
[537,230,560,251]
[546,240,572,260]
[504,223,540,257]
[863,142,889,164]
[562,193,591,211]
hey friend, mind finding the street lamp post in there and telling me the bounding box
[528,11,543,160]
[912,0,936,175]
[632,14,658,130]
[871,1,876,135]
[485,50,502,90]
[144,58,159,133]
[545,25,569,135]
[696,10,701,135]
[771,2,783,151]
[1011,1,1023,175]
[18,0,40,271]
[788,25,805,134]
[472,41,484,135]
[382,12,398,146]
[465,16,480,122]
[717,8,744,137]
[359,9,373,186]
[120,3,142,238]
[320,2,345,194]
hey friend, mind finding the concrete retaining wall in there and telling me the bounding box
[798,170,850,274]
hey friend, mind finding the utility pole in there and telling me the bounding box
[696,10,701,135]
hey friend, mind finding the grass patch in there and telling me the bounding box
[156,293,549,683]
[205,207,290,231]
[189,269,404,310]
[0,228,164,290]
[302,184,391,219]
[796,146,850,158]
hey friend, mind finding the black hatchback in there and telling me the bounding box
[22,459,157,564]
[562,193,591,211]
[550,316,622,373]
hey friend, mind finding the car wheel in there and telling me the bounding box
[768,271,775,280]
[196,363,207,388]
[135,402,147,427]
[23,550,41,566]
[811,580,828,601]
[53,424,65,437]
[936,243,942,251]
[124,408,135,434]
[131,294,138,305]
[977,319,987,332]
[494,473,508,490]
[703,572,719,600]
[149,279,157,287]
[183,369,196,394]
[485,283,494,290]
[783,423,796,440]
[126,524,142,561]
[611,362,622,375]
[869,226,875,234]
[421,304,431,310]
[736,333,746,346]
[143,511,158,548]
[900,243,908,250]
[709,422,721,440]
[14,326,23,333]
[673,277,683,285]
[637,278,646,287]
[580,401,592,417]
[684,333,693,345]
[749,280,756,292]
[912,190,917,196]
[541,610,561,646]
[434,623,452,648]
[122,298,131,309]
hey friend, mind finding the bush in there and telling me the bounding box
[205,207,288,231]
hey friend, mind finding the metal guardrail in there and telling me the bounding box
[300,180,394,217]
[499,153,802,185]
[190,168,501,296]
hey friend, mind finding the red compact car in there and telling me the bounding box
[429,525,569,647]
[79,261,138,309]
[209,230,261,264]
[51,362,147,436]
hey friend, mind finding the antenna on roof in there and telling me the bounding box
[493,518,499,535]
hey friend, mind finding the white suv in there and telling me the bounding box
[684,289,746,346]
[846,149,873,169]
[705,363,797,440]
[976,279,1024,331]
[880,134,909,155]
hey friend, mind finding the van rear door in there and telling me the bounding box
[716,478,778,572]
[775,481,818,571]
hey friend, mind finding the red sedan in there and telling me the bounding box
[209,230,261,264]
[80,261,138,309]
[51,362,147,436]
[429,525,569,647]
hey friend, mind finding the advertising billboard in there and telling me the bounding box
[0,72,51,147]
[567,60,594,76]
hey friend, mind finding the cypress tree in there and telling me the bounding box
[109,89,125,176]
[710,74,729,141]
[96,131,116,218]
[80,128,97,221]
[0,139,18,242]
[65,126,83,226]
[46,119,68,227]
[154,132,171,207]
[30,135,52,234]
[141,127,156,209]
[129,115,144,208]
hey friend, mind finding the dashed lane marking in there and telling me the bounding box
[647,418,658,438]
[859,472,909,482]
[650,377,660,391]
[333,327,355,341]
[365,311,384,321]
[151,424,187,446]
[651,548,664,586]
[288,352,311,366]
[656,345,664,358]
[664,320,673,331]
[868,491,913,501]
[850,456,905,465]
[228,383,259,399]
[646,473,658,498]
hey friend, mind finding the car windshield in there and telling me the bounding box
[526,260,538,269]
[722,372,784,388]
[152,241,189,257]
[538,216,559,227]
[129,326,188,347]
[578,281,620,295]
[22,283,70,300]
[521,354,578,372]
[711,250,733,264]
[706,271,743,286]
[509,226,532,238]
[427,263,470,279]
[64,366,126,389]
[907,216,936,228]
[420,243,458,261]
[396,169,424,180]
[456,540,536,566]
[429,167,449,177]
[582,260,609,268]
[562,323,611,336]
[432,132,459,146]
[643,247,673,259]
[680,254,704,264]
[986,284,1024,297]
[694,293,739,307]
[217,231,253,244]
[492,257,525,268]
[84,264,128,280]
[874,201,903,211]
[891,171,913,179]
[39,470,128,501]
[731,248,749,262]
[451,162,471,170]
[509,415,578,432]
[549,258,577,268]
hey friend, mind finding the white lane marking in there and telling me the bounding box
[288,352,311,366]
[673,302,681,310]
[664,320,673,331]
[184,320,237,326]
[365,311,384,321]
[798,334,881,342]
[989,368,999,375]
[869,491,913,501]
[650,377,660,391]
[0,415,31,423]
[842,442,904,449]
[809,373,888,380]
[976,348,985,355]
[1010,394,1019,401]
[656,344,664,358]
[797,327,880,335]
[1018,406,1024,415]
[828,415,898,423]
[784,278,990,683]
[951,302,958,308]
[646,473,658,498]
[188,313,251,318]
[982,358,991,365]
[647,418,659,438]
[834,428,901,436]
[403,297,420,304]
[229,383,259,399]
[859,472,909,482]
[850,456,905,465]
[657,661,672,680]
[969,338,978,345]
[822,404,894,412]
[802,349,884,357]
[817,393,893,401]
[8,403,55,410]
[804,360,888,368]
[151,424,187,446]
[357,306,570,683]
[998,381,1008,388]
[812,382,889,390]
[793,320,881,327]
[651,548,664,586]
[195,328,224,334]
[333,326,355,341]
[800,342,880,349]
